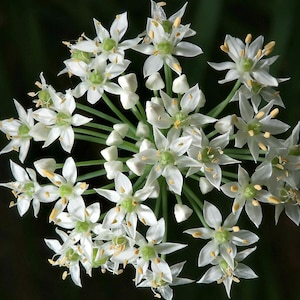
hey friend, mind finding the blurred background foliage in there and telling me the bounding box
[0,0,300,299]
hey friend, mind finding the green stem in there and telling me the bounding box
[164,63,173,96]
[102,93,136,133]
[74,127,108,139]
[208,80,241,118]
[76,102,120,124]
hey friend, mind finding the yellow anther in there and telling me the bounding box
[172,99,178,106]
[254,184,262,191]
[233,203,240,212]
[264,132,271,138]
[168,179,175,185]
[80,182,87,189]
[120,186,125,193]
[245,33,252,44]
[252,199,259,207]
[220,43,229,53]
[240,49,245,57]
[173,63,182,72]
[248,130,255,137]
[49,208,58,222]
[256,49,263,59]
[154,257,161,264]
[151,20,159,27]
[149,30,155,39]
[258,142,267,151]
[255,111,265,119]
[270,108,279,118]
[232,226,240,232]
[43,170,55,179]
[173,17,181,28]
[268,196,281,204]
[264,41,276,54]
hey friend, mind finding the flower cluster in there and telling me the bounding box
[1,1,299,299]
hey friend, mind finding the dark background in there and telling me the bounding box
[0,0,300,299]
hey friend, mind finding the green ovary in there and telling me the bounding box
[102,38,116,51]
[241,57,254,72]
[160,151,175,166]
[215,229,230,244]
[66,248,80,262]
[247,122,262,135]
[38,90,52,107]
[157,41,173,56]
[59,185,73,197]
[141,245,156,261]
[89,72,105,85]
[288,145,300,156]
[71,49,91,64]
[243,184,257,198]
[76,221,89,233]
[112,236,127,246]
[121,198,136,213]
[174,111,188,128]
[18,124,30,138]
[56,112,71,127]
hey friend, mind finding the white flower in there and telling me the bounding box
[184,201,258,269]
[221,165,273,227]
[146,84,215,131]
[118,73,139,109]
[32,88,92,152]
[137,260,193,300]
[174,203,193,223]
[34,157,88,222]
[95,172,157,238]
[129,127,199,195]
[198,247,258,298]
[209,33,279,87]
[234,96,289,162]
[0,100,43,163]
[134,17,202,77]
[134,218,186,285]
[0,160,41,217]
[67,55,129,104]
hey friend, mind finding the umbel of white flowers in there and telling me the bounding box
[0,1,299,300]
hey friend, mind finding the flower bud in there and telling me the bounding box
[136,121,150,138]
[106,130,123,146]
[145,72,165,90]
[172,74,189,94]
[101,146,118,161]
[113,123,129,138]
[118,73,138,92]
[126,157,145,176]
[174,204,193,222]
[120,90,139,109]
[215,115,234,134]
[104,161,123,179]
[199,177,214,194]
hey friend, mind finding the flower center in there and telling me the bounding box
[271,155,287,170]
[199,147,215,163]
[247,122,262,135]
[59,184,73,197]
[65,248,80,262]
[71,49,91,64]
[157,41,173,56]
[75,221,90,233]
[38,90,52,107]
[102,38,117,52]
[56,112,71,127]
[121,197,137,213]
[92,248,108,268]
[250,81,262,94]
[89,71,105,85]
[141,245,156,261]
[112,236,127,247]
[23,182,35,197]
[215,228,230,243]
[18,124,30,138]
[243,184,257,199]
[174,111,188,129]
[160,150,175,166]
[241,57,254,72]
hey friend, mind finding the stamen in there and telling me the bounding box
[270,108,279,118]
[258,142,267,151]
[255,111,265,119]
[173,17,181,28]
[245,33,252,44]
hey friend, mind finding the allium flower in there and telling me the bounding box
[146,84,215,131]
[133,218,187,285]
[185,201,258,269]
[0,160,41,217]
[34,157,88,222]
[95,172,157,238]
[134,16,202,77]
[234,95,289,162]
[32,88,92,152]
[0,100,46,163]
[65,55,130,104]
[209,33,279,87]
[137,260,193,300]
[186,127,239,189]
[127,127,199,195]
[221,165,274,227]
[198,247,258,298]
